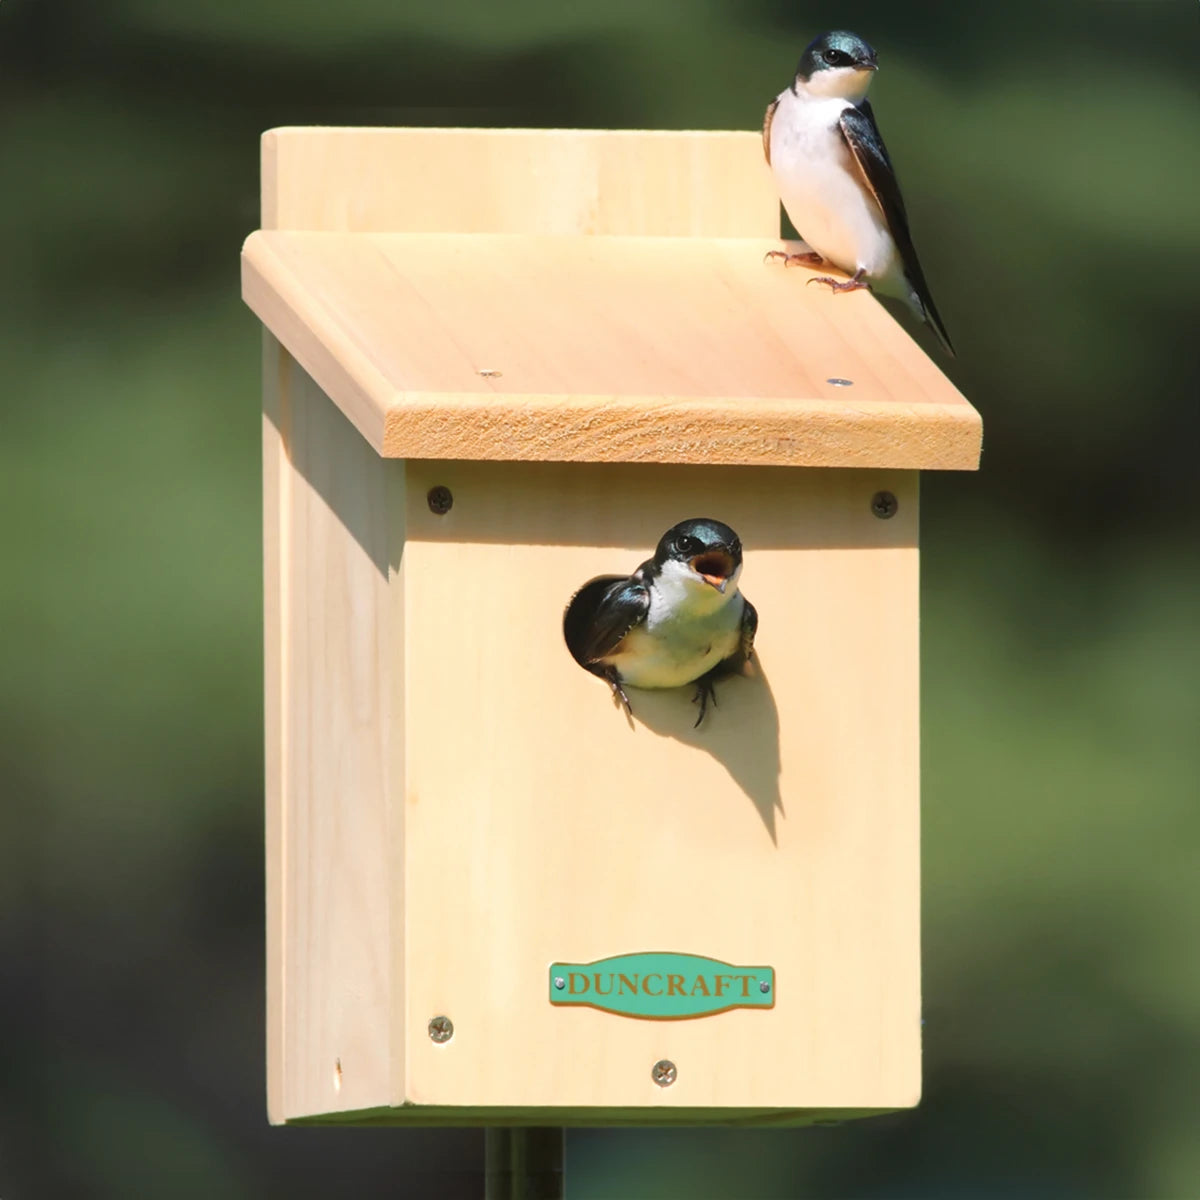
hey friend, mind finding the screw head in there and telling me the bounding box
[553,976,566,991]
[759,980,771,994]
[428,1015,454,1043]
[870,491,898,520]
[427,486,453,515]
[651,1059,677,1087]
[826,377,854,387]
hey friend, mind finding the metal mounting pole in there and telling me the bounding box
[484,1127,565,1200]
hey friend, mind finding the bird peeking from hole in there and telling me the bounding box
[563,519,758,727]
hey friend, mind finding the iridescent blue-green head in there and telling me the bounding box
[794,31,878,101]
[653,518,744,595]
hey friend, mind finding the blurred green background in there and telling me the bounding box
[3,0,1197,1196]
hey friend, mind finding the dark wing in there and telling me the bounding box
[838,102,955,356]
[738,597,758,664]
[562,575,650,668]
[762,97,778,166]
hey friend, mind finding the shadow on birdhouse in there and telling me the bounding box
[564,565,783,842]
[627,665,783,843]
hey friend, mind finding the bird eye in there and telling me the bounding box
[823,48,841,64]
[675,535,701,556]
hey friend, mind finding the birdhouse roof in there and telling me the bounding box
[242,127,981,470]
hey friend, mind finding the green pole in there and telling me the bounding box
[484,1128,565,1199]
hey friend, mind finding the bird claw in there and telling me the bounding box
[764,249,824,267]
[603,667,632,717]
[691,677,718,728]
[806,272,871,293]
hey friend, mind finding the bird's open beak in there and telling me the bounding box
[691,550,735,593]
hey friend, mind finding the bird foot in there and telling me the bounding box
[603,667,633,717]
[764,249,824,267]
[807,271,871,294]
[691,677,719,728]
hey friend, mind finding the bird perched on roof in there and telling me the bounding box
[563,518,757,727]
[763,30,954,355]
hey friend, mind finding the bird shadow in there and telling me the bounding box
[621,657,784,845]
[564,575,784,843]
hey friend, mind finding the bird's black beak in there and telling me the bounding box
[858,60,879,72]
[691,549,736,593]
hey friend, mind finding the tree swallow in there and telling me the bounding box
[763,30,955,355]
[564,518,758,727]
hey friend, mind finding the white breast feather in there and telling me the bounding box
[608,560,744,691]
[768,87,898,282]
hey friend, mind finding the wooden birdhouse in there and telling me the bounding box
[242,126,981,1127]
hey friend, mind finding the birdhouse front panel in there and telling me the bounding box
[398,458,920,1118]
[249,126,980,1126]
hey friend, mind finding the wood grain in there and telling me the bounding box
[253,127,947,1124]
[261,127,781,237]
[266,360,922,1121]
[265,346,401,1120]
[394,461,921,1116]
[262,332,287,1123]
[242,230,981,469]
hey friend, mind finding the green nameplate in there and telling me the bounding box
[549,952,774,1020]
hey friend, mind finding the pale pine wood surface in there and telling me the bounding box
[262,127,781,237]
[256,125,936,1122]
[396,461,920,1115]
[266,348,400,1119]
[242,229,981,469]
[262,334,287,1122]
[266,376,922,1120]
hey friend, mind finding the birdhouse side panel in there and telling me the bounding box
[264,337,403,1120]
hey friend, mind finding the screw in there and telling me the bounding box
[553,977,565,991]
[871,491,898,520]
[427,486,453,515]
[759,980,771,994]
[477,368,502,378]
[826,378,854,387]
[428,1016,454,1043]
[651,1059,677,1087]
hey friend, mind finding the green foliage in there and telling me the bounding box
[2,0,1196,1196]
